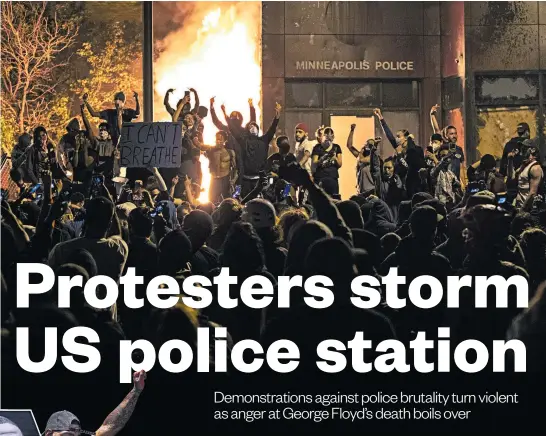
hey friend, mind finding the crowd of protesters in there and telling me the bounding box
[2,86,546,433]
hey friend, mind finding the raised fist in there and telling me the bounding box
[133,91,139,99]
[350,124,356,130]
[248,98,253,106]
[373,108,382,117]
[210,96,215,105]
[133,370,146,392]
[275,102,282,112]
[82,93,89,101]
[430,104,439,115]
[167,88,174,94]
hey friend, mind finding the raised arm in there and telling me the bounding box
[261,102,281,146]
[82,93,100,118]
[81,103,96,141]
[346,124,360,158]
[210,97,228,131]
[249,98,256,123]
[373,108,397,150]
[172,99,184,123]
[95,370,146,436]
[163,89,176,116]
[133,91,140,117]
[189,88,199,114]
[430,104,442,134]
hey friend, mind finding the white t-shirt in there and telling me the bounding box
[295,138,316,174]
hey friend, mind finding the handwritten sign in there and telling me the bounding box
[119,122,182,168]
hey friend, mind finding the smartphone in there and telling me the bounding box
[268,177,274,186]
[149,204,164,218]
[93,174,104,185]
[35,193,43,202]
[282,183,291,198]
[29,183,42,194]
[232,185,241,198]
[467,182,480,194]
[426,146,433,153]
[496,193,508,205]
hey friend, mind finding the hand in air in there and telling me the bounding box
[167,88,174,94]
[430,104,439,115]
[172,175,179,186]
[133,91,139,99]
[133,370,146,392]
[248,98,253,106]
[184,175,192,188]
[82,93,89,101]
[275,102,282,113]
[210,96,215,105]
[220,104,226,113]
[350,124,356,130]
[373,108,382,118]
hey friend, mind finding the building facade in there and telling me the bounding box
[262,1,546,167]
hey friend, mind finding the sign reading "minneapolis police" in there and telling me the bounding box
[295,60,415,71]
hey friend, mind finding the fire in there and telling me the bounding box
[154,2,262,203]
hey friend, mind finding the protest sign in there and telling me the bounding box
[119,122,182,168]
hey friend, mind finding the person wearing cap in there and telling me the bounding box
[294,123,316,175]
[500,121,533,178]
[43,370,146,436]
[81,90,140,145]
[311,126,343,198]
[225,102,281,198]
[0,416,23,436]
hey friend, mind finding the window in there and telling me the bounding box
[285,83,323,108]
[382,81,419,108]
[325,82,380,107]
[442,76,463,109]
[475,75,539,104]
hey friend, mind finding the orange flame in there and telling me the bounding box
[154,2,262,203]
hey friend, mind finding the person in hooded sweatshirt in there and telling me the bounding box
[183,209,219,276]
[9,133,33,188]
[227,102,281,198]
[379,205,452,341]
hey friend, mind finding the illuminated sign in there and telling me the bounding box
[295,60,415,71]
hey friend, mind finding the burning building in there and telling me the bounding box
[152,2,545,201]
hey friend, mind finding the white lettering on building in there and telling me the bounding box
[295,60,414,71]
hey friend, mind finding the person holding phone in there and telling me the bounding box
[311,127,343,197]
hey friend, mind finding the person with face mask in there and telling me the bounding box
[164,87,199,121]
[266,135,297,174]
[226,102,281,198]
[346,123,381,196]
[198,131,238,203]
[82,91,139,145]
[429,104,465,180]
[311,126,343,198]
